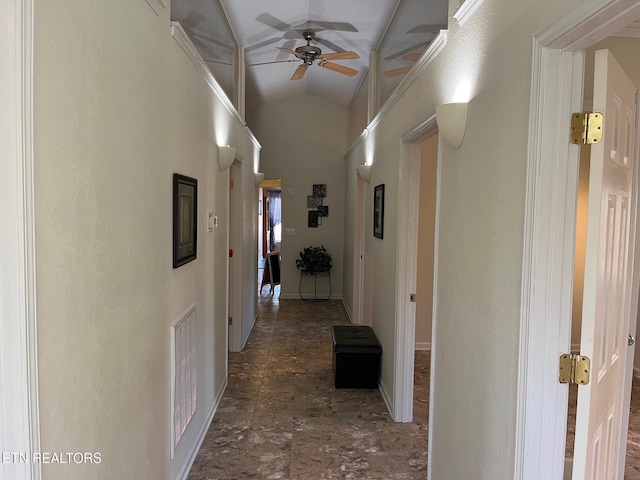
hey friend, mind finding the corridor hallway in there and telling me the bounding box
[187,298,428,479]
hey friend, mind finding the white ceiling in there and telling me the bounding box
[172,0,448,110]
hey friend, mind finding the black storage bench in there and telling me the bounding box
[332,325,382,389]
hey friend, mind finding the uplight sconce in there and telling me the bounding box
[356,164,372,183]
[218,145,236,171]
[255,172,265,186]
[435,102,468,148]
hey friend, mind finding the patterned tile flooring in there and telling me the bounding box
[186,293,640,479]
[187,298,428,479]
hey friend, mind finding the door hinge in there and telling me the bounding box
[570,112,603,145]
[559,353,590,385]
[228,316,233,325]
[229,179,234,189]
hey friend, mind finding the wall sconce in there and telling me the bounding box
[218,145,236,171]
[356,164,372,183]
[255,172,265,186]
[435,102,468,148]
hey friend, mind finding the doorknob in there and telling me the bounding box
[629,334,636,346]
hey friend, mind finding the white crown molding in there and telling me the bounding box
[454,0,484,26]
[170,22,261,151]
[145,0,166,16]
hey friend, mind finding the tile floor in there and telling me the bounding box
[187,291,640,479]
[187,297,427,479]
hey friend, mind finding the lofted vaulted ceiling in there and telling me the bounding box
[172,0,448,111]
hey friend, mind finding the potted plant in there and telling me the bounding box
[296,245,332,274]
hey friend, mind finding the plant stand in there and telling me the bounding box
[299,270,331,302]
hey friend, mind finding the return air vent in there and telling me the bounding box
[171,305,197,456]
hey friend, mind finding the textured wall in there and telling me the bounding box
[247,95,348,299]
[33,2,259,478]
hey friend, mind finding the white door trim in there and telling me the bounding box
[0,0,41,477]
[352,174,365,325]
[516,1,640,478]
[394,115,438,424]
[228,159,244,352]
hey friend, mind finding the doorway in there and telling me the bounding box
[517,2,640,478]
[394,114,439,430]
[563,38,640,478]
[258,179,282,296]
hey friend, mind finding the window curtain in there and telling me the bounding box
[268,190,282,251]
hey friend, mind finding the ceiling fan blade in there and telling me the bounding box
[321,51,360,60]
[291,65,308,80]
[402,53,421,63]
[384,41,430,60]
[320,61,358,77]
[255,13,292,32]
[384,66,413,78]
[406,24,447,34]
[277,47,302,58]
[275,40,297,61]
[182,11,206,29]
[314,36,347,53]
[306,21,358,33]
[248,59,298,66]
[245,37,280,53]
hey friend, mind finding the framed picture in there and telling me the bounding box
[173,174,198,268]
[373,184,385,239]
[313,184,327,197]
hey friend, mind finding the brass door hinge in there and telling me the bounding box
[228,316,233,325]
[229,180,234,189]
[570,112,603,145]
[559,353,590,385]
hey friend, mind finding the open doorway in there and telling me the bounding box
[258,179,282,296]
[413,134,438,426]
[393,115,439,433]
[563,36,640,478]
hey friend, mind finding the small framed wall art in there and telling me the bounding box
[373,184,384,239]
[173,173,198,268]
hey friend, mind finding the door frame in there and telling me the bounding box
[228,159,244,352]
[352,174,366,325]
[394,115,439,425]
[516,1,640,477]
[0,0,41,477]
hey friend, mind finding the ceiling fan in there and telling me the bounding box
[277,31,360,80]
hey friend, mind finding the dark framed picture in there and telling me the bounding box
[173,174,198,268]
[313,184,327,197]
[373,184,385,239]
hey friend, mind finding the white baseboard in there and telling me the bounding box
[242,311,258,349]
[342,298,353,323]
[415,342,431,351]
[174,378,227,480]
[278,293,343,301]
[378,377,394,419]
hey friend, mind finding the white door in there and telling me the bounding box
[573,49,638,480]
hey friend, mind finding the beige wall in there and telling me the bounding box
[415,135,438,347]
[342,1,586,477]
[247,95,348,299]
[33,2,259,479]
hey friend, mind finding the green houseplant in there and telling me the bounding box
[296,245,332,274]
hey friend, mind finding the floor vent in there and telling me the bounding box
[171,305,197,456]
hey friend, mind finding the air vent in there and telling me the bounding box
[171,305,197,456]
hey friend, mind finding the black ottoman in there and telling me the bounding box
[332,325,382,389]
